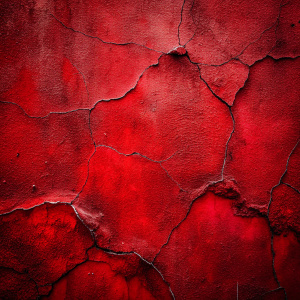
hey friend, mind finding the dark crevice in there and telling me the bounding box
[152,179,240,265]
[267,139,299,216]
[177,0,186,45]
[187,0,284,67]
[159,163,187,192]
[0,54,164,119]
[90,54,164,111]
[95,144,176,164]
[50,13,165,54]
[282,183,300,194]
[186,52,236,186]
[0,201,72,217]
[238,0,286,62]
[266,139,299,299]
[152,194,201,264]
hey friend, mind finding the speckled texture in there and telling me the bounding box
[0,0,299,298]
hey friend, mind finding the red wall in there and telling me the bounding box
[0,0,299,299]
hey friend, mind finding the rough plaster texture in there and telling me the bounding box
[0,0,299,299]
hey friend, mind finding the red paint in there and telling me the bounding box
[0,203,93,287]
[0,0,299,298]
[224,57,300,213]
[0,103,94,213]
[74,146,188,261]
[154,193,278,299]
[44,248,172,300]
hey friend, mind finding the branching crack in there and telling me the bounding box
[267,139,299,216]
[266,138,299,299]
[152,178,240,265]
[187,0,285,67]
[237,0,286,62]
[185,53,236,183]
[90,54,164,111]
[0,54,164,119]
[95,144,186,192]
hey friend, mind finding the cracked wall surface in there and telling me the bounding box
[0,0,299,299]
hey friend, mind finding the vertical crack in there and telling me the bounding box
[267,139,299,300]
[178,0,186,45]
[221,107,235,180]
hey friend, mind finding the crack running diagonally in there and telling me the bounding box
[267,139,300,216]
[50,14,165,54]
[186,0,286,67]
[0,54,164,119]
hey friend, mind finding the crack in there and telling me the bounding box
[70,141,97,205]
[185,53,236,182]
[232,64,250,104]
[150,177,287,299]
[37,249,93,299]
[152,178,240,265]
[191,57,251,111]
[197,57,246,68]
[196,63,235,180]
[183,30,196,47]
[0,101,89,119]
[237,0,286,62]
[39,245,175,300]
[267,139,299,215]
[259,287,286,298]
[195,0,284,67]
[152,194,201,265]
[0,53,164,119]
[0,201,72,217]
[266,138,299,299]
[133,251,175,300]
[182,0,197,47]
[0,266,40,299]
[159,163,187,192]
[0,55,165,212]
[186,0,285,67]
[88,110,96,147]
[50,14,165,54]
[95,144,186,193]
[221,107,235,180]
[70,186,176,300]
[70,204,97,243]
[0,108,97,216]
[270,231,281,287]
[0,208,95,299]
[266,1,290,58]
[95,144,176,164]
[90,54,164,111]
[178,0,186,45]
[196,65,230,108]
[282,183,300,194]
